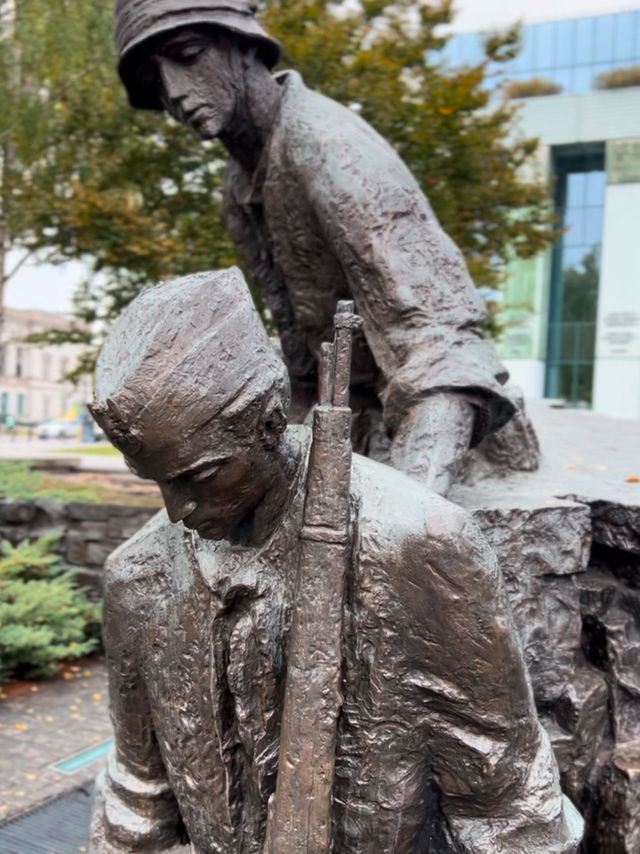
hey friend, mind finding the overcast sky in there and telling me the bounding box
[6,0,640,314]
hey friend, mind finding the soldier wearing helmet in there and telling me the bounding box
[113,0,534,499]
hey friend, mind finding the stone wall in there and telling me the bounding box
[472,496,640,854]
[0,498,158,593]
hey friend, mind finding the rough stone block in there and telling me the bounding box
[79,520,109,541]
[65,531,87,565]
[591,750,640,854]
[107,514,150,541]
[544,665,609,802]
[86,541,119,567]
[0,500,36,523]
[66,502,109,521]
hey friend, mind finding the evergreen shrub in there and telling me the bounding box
[0,535,102,684]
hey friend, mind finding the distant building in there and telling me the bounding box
[0,308,90,424]
[444,9,640,418]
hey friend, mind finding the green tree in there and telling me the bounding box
[3,0,556,354]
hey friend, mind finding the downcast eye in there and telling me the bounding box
[191,464,222,483]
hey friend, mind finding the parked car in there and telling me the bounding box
[36,419,78,439]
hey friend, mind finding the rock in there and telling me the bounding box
[542,665,609,803]
[0,499,36,523]
[590,750,640,853]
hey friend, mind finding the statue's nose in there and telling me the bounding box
[157,57,188,112]
[161,483,197,523]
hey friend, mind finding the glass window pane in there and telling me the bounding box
[554,19,575,66]
[562,246,586,273]
[519,25,536,72]
[534,22,555,70]
[566,173,586,207]
[573,65,593,92]
[575,17,595,64]
[554,68,573,94]
[614,11,636,61]
[585,170,606,206]
[584,207,603,247]
[594,13,615,62]
[564,208,585,246]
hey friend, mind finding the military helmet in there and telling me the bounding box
[114,0,281,109]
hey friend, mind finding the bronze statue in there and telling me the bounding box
[112,0,534,496]
[89,268,582,853]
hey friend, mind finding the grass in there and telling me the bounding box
[57,444,121,456]
[0,461,102,503]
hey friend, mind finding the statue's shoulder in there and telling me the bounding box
[104,509,185,596]
[276,70,395,167]
[352,455,478,554]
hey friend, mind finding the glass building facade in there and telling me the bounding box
[442,10,640,408]
[546,147,606,406]
[442,9,640,95]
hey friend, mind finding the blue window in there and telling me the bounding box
[534,21,555,70]
[555,18,575,66]
[574,17,595,64]
[594,13,615,63]
[17,394,25,416]
[614,11,636,61]
[0,392,8,415]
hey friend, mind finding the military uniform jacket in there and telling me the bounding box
[90,436,581,854]
[222,72,513,441]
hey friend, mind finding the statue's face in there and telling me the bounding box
[152,27,237,140]
[126,420,271,541]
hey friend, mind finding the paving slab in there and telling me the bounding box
[0,659,111,822]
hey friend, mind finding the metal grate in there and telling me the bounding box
[0,781,94,853]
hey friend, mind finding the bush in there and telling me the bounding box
[0,460,101,502]
[0,535,102,683]
[504,77,563,98]
[596,65,640,90]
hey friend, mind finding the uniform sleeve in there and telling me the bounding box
[338,469,583,852]
[222,166,315,386]
[90,563,188,853]
[290,120,514,440]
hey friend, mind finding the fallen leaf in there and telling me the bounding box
[30,686,38,692]
[92,693,102,701]
[63,673,73,680]
[564,464,576,470]
[83,670,92,677]
[14,723,28,731]
[26,774,37,781]
[625,475,640,483]
[69,705,79,711]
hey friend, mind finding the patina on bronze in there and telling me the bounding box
[111,0,539,497]
[89,267,582,853]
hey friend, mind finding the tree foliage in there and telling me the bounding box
[0,534,102,683]
[1,0,557,347]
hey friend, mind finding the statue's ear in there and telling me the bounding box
[258,405,287,450]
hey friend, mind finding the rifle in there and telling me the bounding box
[264,300,360,854]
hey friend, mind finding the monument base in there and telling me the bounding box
[451,400,640,853]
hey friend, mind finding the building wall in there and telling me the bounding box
[0,308,90,424]
[497,87,640,416]
[593,143,640,419]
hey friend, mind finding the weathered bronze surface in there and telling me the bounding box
[112,0,541,497]
[89,268,582,853]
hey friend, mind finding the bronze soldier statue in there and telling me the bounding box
[89,267,581,853]
[112,0,535,496]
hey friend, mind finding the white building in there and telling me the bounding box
[446,9,640,418]
[0,308,90,424]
